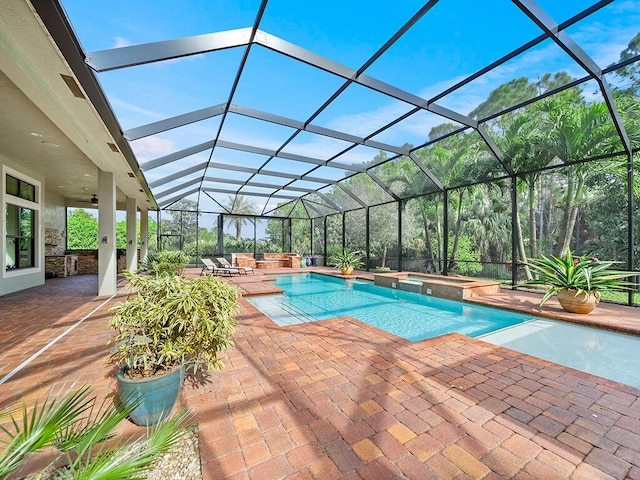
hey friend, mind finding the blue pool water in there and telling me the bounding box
[480,320,640,389]
[248,272,640,388]
[248,273,535,342]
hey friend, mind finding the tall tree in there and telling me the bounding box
[470,77,538,120]
[491,110,554,273]
[222,195,256,240]
[614,32,640,93]
[537,99,619,256]
[67,209,98,249]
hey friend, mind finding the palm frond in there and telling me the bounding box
[1,386,191,480]
[63,409,192,480]
[0,384,94,478]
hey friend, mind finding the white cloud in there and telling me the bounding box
[219,125,284,151]
[131,136,176,162]
[331,148,376,165]
[113,36,133,48]
[281,136,352,159]
[111,97,167,123]
[324,100,414,138]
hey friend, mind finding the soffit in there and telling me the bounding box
[0,0,153,209]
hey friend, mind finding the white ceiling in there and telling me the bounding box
[0,0,153,209]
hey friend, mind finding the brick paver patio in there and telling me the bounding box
[1,270,639,479]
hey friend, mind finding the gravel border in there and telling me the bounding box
[144,428,202,480]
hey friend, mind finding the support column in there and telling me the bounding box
[627,152,634,306]
[323,216,327,266]
[511,176,518,289]
[139,209,148,263]
[126,197,137,272]
[217,215,224,255]
[98,170,116,296]
[397,201,403,272]
[443,190,449,276]
[365,208,370,271]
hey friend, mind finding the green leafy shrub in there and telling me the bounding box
[109,272,239,377]
[152,250,190,276]
[138,251,158,272]
[448,235,482,276]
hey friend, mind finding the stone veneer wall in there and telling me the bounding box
[45,256,68,277]
[68,249,132,274]
[44,227,65,256]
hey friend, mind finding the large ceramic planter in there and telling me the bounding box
[340,266,354,276]
[557,288,599,314]
[117,366,184,426]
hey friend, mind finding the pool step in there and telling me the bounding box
[248,295,318,326]
[275,298,318,324]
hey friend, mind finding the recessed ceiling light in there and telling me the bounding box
[30,132,43,137]
[41,141,59,148]
[58,185,65,188]
[83,173,91,177]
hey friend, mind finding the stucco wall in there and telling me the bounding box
[44,190,66,256]
[1,156,45,296]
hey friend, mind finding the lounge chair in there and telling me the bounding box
[217,257,254,275]
[200,258,235,276]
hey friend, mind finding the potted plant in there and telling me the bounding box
[109,271,239,425]
[329,249,363,276]
[521,248,635,314]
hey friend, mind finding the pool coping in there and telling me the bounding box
[293,312,640,396]
[234,269,640,338]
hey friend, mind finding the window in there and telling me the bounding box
[6,205,35,269]
[4,172,38,272]
[6,174,35,201]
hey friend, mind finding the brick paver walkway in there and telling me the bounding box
[1,272,639,479]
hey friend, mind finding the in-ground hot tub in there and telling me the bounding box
[373,272,501,301]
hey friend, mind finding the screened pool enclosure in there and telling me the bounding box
[43,0,640,304]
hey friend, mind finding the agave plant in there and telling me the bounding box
[329,249,363,270]
[0,384,190,480]
[521,248,635,306]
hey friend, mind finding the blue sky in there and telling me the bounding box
[60,0,640,216]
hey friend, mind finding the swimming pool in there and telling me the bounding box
[248,273,535,341]
[248,272,640,389]
[480,320,640,389]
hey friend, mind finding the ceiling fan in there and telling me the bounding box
[78,194,99,206]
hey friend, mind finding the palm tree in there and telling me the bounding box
[491,111,555,277]
[464,184,511,264]
[536,99,619,257]
[376,153,443,272]
[222,195,256,240]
